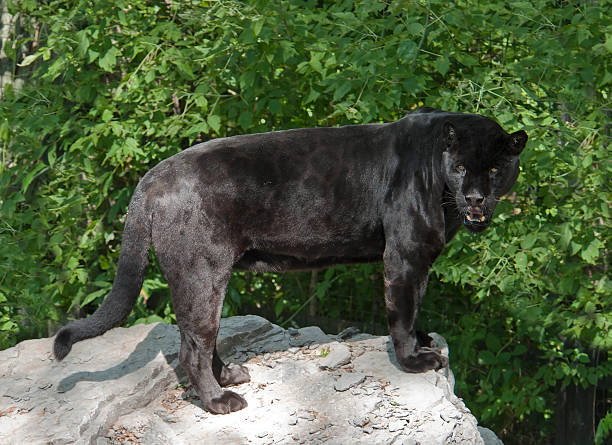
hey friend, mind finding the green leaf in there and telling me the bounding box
[75,269,88,284]
[269,99,281,115]
[240,27,256,43]
[304,89,320,104]
[595,411,612,444]
[123,137,144,158]
[406,22,424,36]
[595,276,611,295]
[513,345,527,356]
[584,301,596,314]
[558,277,578,295]
[118,9,127,26]
[434,57,450,76]
[240,71,256,90]
[485,334,500,351]
[580,239,603,264]
[101,109,113,122]
[479,350,497,365]
[81,288,107,307]
[309,52,324,75]
[520,232,538,250]
[333,81,352,101]
[570,241,582,256]
[77,31,90,58]
[18,53,40,67]
[456,53,478,67]
[99,47,119,71]
[252,19,264,37]
[0,119,10,141]
[605,34,612,53]
[576,352,590,364]
[499,275,516,293]
[66,256,79,270]
[88,49,100,63]
[194,94,208,109]
[515,252,528,269]
[559,223,572,250]
[0,320,16,331]
[48,147,56,168]
[398,40,417,60]
[99,255,110,270]
[207,115,221,133]
[175,61,194,79]
[21,162,45,193]
[185,121,209,136]
[238,111,252,130]
[274,298,285,317]
[229,288,241,305]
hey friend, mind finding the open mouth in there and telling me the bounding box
[463,207,489,230]
[465,214,486,223]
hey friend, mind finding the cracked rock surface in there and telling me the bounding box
[0,315,502,444]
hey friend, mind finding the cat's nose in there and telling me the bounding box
[465,193,484,207]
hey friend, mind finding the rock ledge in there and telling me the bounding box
[0,315,501,444]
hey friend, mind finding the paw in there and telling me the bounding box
[398,347,448,373]
[206,390,248,414]
[219,364,251,387]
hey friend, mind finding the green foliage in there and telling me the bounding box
[0,1,610,443]
[596,410,612,445]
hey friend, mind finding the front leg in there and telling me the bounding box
[383,243,448,373]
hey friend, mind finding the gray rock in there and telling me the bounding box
[0,322,182,445]
[388,419,406,432]
[334,371,366,391]
[289,326,332,347]
[428,332,450,358]
[0,315,486,445]
[478,426,504,445]
[319,342,351,369]
[217,315,276,356]
[350,414,370,427]
[297,410,316,421]
[337,326,360,340]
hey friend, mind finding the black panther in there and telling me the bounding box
[53,108,527,414]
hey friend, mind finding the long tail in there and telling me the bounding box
[54,185,152,360]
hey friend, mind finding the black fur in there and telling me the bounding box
[53,108,527,414]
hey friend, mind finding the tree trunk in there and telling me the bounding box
[555,382,595,445]
[0,0,28,98]
[0,0,14,98]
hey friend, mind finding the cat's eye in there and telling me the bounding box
[490,167,498,175]
[456,165,466,175]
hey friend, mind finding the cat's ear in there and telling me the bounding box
[508,130,528,155]
[443,122,457,151]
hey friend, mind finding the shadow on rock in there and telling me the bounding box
[57,323,183,394]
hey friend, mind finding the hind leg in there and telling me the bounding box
[178,327,247,414]
[163,252,248,414]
